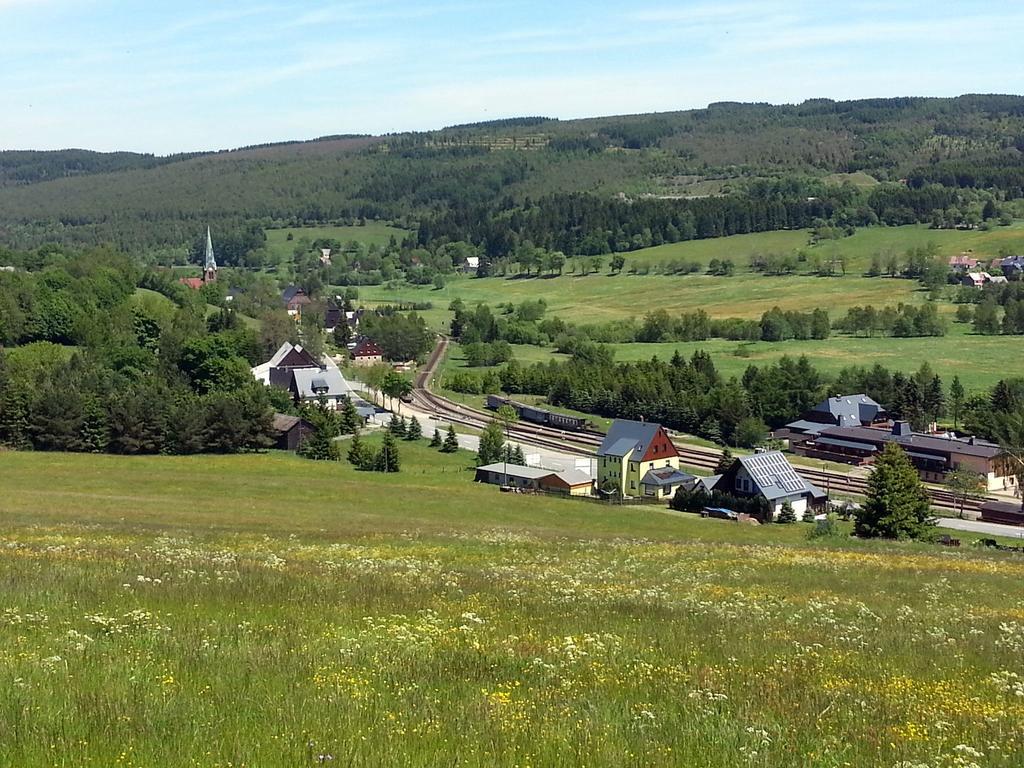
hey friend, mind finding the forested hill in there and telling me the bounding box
[2,94,1024,253]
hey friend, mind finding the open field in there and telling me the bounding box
[3,447,1024,766]
[359,223,1024,326]
[614,222,1024,274]
[438,322,1020,394]
[265,223,409,260]
[366,272,927,324]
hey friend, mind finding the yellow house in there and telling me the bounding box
[597,419,692,499]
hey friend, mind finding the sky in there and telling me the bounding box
[2,0,1024,154]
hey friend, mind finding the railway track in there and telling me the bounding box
[413,337,995,515]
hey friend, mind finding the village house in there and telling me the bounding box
[323,305,343,333]
[711,451,827,520]
[474,463,594,496]
[948,254,980,271]
[999,254,1024,278]
[282,286,312,318]
[596,419,689,499]
[252,342,356,410]
[351,337,385,366]
[961,271,992,288]
[790,420,1015,491]
[776,394,887,447]
[460,256,480,273]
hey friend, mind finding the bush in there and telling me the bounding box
[806,514,843,540]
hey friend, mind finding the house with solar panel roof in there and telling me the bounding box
[710,450,827,520]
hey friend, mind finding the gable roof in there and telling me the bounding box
[291,366,351,399]
[641,468,695,487]
[178,276,205,290]
[476,462,553,480]
[352,337,384,357]
[811,394,884,427]
[324,306,342,328]
[735,451,825,501]
[597,419,663,458]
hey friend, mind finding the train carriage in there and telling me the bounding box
[484,395,591,432]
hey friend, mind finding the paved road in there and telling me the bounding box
[936,516,1024,539]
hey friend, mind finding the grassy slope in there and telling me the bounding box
[2,448,1024,766]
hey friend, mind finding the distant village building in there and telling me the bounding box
[999,254,1024,278]
[460,256,480,273]
[710,451,827,520]
[320,248,332,265]
[791,420,1014,491]
[961,271,992,288]
[474,463,593,496]
[776,394,887,444]
[596,419,691,499]
[351,337,385,366]
[948,254,979,271]
[178,227,218,290]
[323,305,342,333]
[282,286,312,318]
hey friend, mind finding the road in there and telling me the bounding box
[936,516,1024,539]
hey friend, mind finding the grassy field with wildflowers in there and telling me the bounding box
[2,445,1024,767]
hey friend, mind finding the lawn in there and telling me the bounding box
[2,448,1024,767]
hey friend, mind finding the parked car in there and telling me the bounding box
[702,507,738,521]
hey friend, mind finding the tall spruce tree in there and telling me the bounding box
[405,416,423,441]
[855,443,934,539]
[441,424,459,453]
[715,448,734,475]
[375,430,401,473]
[429,428,442,448]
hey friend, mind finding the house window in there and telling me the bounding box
[630,481,636,489]
[631,463,637,472]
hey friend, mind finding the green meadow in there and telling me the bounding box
[3,446,1024,767]
[438,319,1018,394]
[266,223,409,260]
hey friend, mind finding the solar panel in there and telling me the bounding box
[744,452,806,493]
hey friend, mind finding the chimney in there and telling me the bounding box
[892,421,912,437]
[968,436,977,446]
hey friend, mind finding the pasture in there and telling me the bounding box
[265,223,409,259]
[2,447,1024,766]
[361,222,1024,325]
[438,319,1020,393]
[366,272,926,324]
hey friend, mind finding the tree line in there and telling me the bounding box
[0,249,285,455]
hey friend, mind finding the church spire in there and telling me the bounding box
[203,226,217,283]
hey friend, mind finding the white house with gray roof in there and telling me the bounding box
[712,450,827,520]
